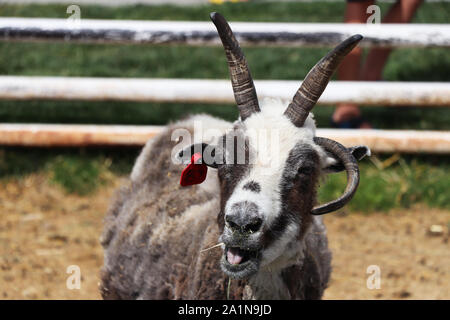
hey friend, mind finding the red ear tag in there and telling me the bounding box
[180,152,208,187]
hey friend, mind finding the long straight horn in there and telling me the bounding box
[210,12,260,121]
[284,35,363,127]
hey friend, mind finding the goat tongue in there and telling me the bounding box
[227,248,243,265]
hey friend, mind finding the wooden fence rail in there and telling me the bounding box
[0,18,449,153]
[1,76,449,106]
[1,18,450,47]
[1,124,449,154]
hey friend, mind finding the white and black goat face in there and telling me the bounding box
[180,13,370,280]
[215,111,327,279]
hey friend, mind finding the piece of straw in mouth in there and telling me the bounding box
[200,242,224,253]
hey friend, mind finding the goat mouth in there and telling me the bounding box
[220,246,260,279]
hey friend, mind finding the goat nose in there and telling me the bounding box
[225,214,263,233]
[226,201,262,233]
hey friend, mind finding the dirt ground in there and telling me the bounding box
[0,174,448,300]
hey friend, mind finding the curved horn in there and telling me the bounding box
[312,137,360,215]
[210,12,260,121]
[284,35,363,127]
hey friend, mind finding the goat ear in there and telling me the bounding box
[178,143,220,168]
[323,145,371,173]
[348,145,371,161]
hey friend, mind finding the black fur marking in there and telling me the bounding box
[216,126,254,232]
[262,212,293,249]
[179,143,219,168]
[262,143,320,248]
[242,181,261,193]
[281,252,322,299]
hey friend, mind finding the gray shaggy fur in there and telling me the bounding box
[100,115,332,300]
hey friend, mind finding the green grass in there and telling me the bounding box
[1,146,448,211]
[47,155,110,195]
[0,146,138,195]
[319,155,450,212]
[0,2,449,210]
[1,1,450,23]
[0,147,137,178]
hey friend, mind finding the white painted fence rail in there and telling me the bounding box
[1,76,449,106]
[1,124,449,154]
[1,18,450,47]
[1,18,449,153]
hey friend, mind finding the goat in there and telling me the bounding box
[100,12,370,300]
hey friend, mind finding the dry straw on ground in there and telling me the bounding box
[0,175,448,299]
